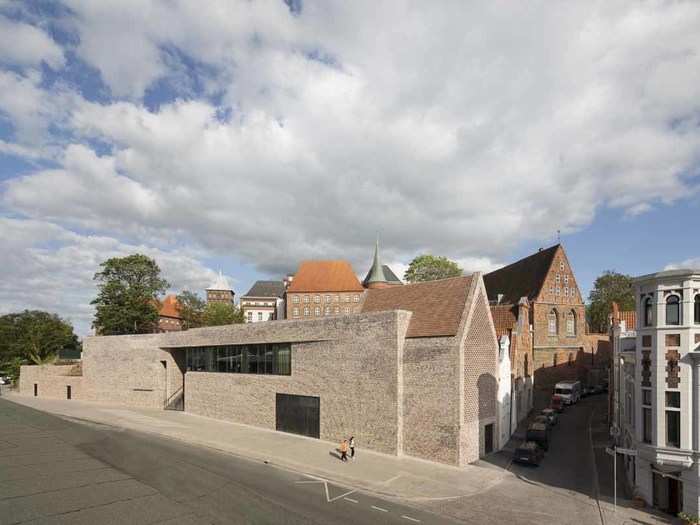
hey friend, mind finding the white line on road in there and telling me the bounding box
[344,497,358,503]
[401,516,421,523]
[371,505,388,512]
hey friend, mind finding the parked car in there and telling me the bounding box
[550,395,565,413]
[513,441,545,466]
[591,384,604,395]
[526,422,551,451]
[554,380,582,405]
[534,415,553,430]
[541,408,559,426]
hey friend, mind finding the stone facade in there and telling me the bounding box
[19,364,83,400]
[19,274,499,467]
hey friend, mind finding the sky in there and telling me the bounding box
[1,1,699,336]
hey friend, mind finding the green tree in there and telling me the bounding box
[586,271,635,333]
[404,254,463,283]
[91,254,169,335]
[0,311,80,382]
[202,302,245,327]
[176,290,206,330]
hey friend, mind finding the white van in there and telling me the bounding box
[554,381,581,405]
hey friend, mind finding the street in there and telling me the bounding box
[0,394,670,525]
[0,398,453,525]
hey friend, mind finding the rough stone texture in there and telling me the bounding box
[402,336,460,464]
[19,365,84,400]
[461,286,499,464]
[184,310,411,455]
[18,276,500,466]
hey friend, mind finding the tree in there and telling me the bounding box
[91,254,169,335]
[0,311,80,382]
[176,290,206,330]
[404,254,463,283]
[202,302,245,327]
[586,271,635,333]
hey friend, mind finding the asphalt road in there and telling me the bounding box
[423,394,609,525]
[0,398,455,525]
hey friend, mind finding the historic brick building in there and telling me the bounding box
[286,260,365,319]
[484,244,587,406]
[206,271,235,305]
[157,294,183,333]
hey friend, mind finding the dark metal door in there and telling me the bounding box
[276,393,320,438]
[485,423,494,454]
[66,385,71,400]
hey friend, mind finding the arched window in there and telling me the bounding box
[695,295,700,324]
[548,309,558,335]
[644,297,653,327]
[666,295,680,326]
[566,310,576,335]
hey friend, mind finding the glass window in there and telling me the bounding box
[695,295,700,324]
[324,306,331,315]
[354,295,359,302]
[275,345,291,375]
[314,307,320,316]
[564,275,569,284]
[548,310,558,334]
[257,312,263,321]
[563,287,568,296]
[314,295,320,303]
[344,295,350,303]
[555,286,560,295]
[642,389,652,405]
[292,307,299,317]
[644,297,653,326]
[566,311,576,335]
[666,391,680,408]
[303,307,309,316]
[292,295,299,304]
[666,411,680,448]
[247,311,253,321]
[666,295,680,325]
[325,295,331,303]
[556,274,560,283]
[303,295,309,303]
[344,307,350,314]
[643,407,652,443]
[247,346,259,374]
[335,295,340,302]
[335,307,340,314]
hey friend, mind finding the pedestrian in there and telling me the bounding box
[349,436,355,460]
[339,439,348,462]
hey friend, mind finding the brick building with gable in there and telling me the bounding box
[484,244,588,406]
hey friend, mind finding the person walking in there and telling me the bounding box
[339,439,348,462]
[349,436,355,460]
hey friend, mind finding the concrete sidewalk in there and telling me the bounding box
[4,393,508,503]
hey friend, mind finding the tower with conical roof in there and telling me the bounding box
[362,236,403,289]
[206,270,235,304]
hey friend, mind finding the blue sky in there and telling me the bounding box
[1,1,699,335]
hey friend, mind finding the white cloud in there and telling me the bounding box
[0,218,219,336]
[665,258,700,271]
[0,16,65,69]
[1,1,700,325]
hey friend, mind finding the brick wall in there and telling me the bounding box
[461,288,499,464]
[402,336,460,464]
[19,364,83,400]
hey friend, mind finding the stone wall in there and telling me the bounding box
[461,287,499,464]
[183,310,411,455]
[402,336,460,464]
[19,364,83,400]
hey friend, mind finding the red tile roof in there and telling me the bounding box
[490,304,518,338]
[159,295,182,319]
[362,276,473,338]
[287,260,364,293]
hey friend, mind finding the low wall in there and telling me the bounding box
[19,364,84,400]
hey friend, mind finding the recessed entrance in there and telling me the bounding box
[484,423,494,454]
[275,393,320,439]
[66,385,71,400]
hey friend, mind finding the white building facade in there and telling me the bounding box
[497,334,513,450]
[632,269,700,516]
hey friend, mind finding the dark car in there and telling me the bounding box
[534,414,553,430]
[550,395,565,413]
[541,408,558,426]
[513,441,545,466]
[526,422,550,451]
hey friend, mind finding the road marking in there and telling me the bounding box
[371,505,388,512]
[344,497,358,503]
[401,516,421,523]
[295,475,356,503]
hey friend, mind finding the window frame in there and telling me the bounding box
[644,297,653,327]
[695,294,700,324]
[548,309,558,335]
[666,294,681,326]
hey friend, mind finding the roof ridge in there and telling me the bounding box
[488,244,560,275]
